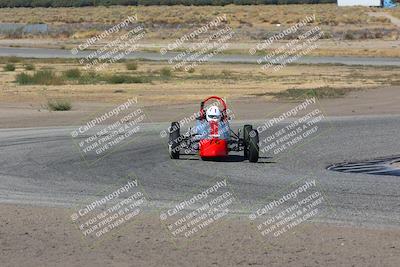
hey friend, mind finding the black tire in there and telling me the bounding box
[169,122,180,159]
[248,129,259,163]
[243,124,253,159]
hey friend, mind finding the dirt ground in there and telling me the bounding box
[0,203,399,267]
[1,86,399,128]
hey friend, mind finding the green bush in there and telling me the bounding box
[15,73,31,84]
[8,56,21,63]
[4,64,16,71]
[78,71,101,84]
[344,32,355,40]
[77,72,150,84]
[24,63,35,70]
[160,67,172,77]
[64,68,82,79]
[107,74,146,84]
[47,99,72,111]
[15,70,64,85]
[126,61,138,71]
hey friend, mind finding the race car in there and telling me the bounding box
[168,96,259,162]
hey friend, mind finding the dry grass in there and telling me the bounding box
[0,5,397,57]
[47,99,72,111]
[0,58,399,105]
[388,7,400,20]
[0,4,393,31]
[0,5,389,26]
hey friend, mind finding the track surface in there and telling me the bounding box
[1,115,400,228]
[1,46,400,66]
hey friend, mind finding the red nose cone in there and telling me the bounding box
[199,139,228,158]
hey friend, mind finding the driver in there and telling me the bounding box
[206,106,222,122]
[202,105,230,140]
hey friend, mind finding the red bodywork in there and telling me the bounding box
[199,139,228,158]
[198,96,229,158]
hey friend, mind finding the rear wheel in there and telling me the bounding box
[243,125,253,159]
[248,129,259,163]
[169,122,180,159]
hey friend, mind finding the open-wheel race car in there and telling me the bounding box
[168,96,259,162]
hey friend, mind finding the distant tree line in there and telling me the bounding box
[0,0,335,8]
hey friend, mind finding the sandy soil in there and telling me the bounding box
[0,203,399,267]
[1,86,399,129]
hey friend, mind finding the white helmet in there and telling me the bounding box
[206,106,221,122]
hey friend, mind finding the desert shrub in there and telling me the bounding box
[78,71,102,84]
[47,99,72,111]
[126,61,138,70]
[15,73,31,84]
[107,74,146,84]
[8,56,21,63]
[344,32,355,40]
[15,70,63,85]
[160,67,172,77]
[4,64,16,71]
[63,68,82,79]
[77,72,148,84]
[24,63,35,70]
[221,69,231,76]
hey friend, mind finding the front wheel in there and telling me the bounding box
[169,122,180,159]
[248,129,259,163]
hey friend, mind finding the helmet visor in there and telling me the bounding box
[208,115,220,119]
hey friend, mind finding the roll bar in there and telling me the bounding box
[199,96,227,120]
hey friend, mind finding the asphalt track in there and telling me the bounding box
[1,46,400,66]
[1,115,400,228]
